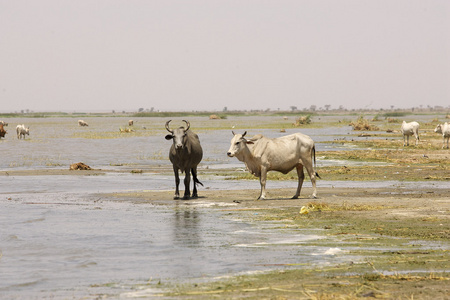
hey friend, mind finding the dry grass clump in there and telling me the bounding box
[293,115,312,126]
[349,116,379,131]
[387,117,400,123]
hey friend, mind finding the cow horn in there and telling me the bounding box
[242,131,247,137]
[165,120,173,133]
[183,120,190,131]
[232,131,235,136]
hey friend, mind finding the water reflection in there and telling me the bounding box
[173,204,201,247]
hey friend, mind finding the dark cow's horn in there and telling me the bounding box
[165,120,173,133]
[232,131,236,136]
[183,120,190,131]
[242,131,247,137]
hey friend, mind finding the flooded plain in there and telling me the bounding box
[1,115,449,298]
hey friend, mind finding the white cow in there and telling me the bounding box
[227,131,320,200]
[78,120,89,126]
[401,121,420,146]
[16,124,30,139]
[434,122,450,149]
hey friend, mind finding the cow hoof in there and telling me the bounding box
[311,195,317,199]
[174,196,180,200]
[292,195,299,199]
[183,196,190,200]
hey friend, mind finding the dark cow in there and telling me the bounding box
[0,124,6,139]
[165,120,203,199]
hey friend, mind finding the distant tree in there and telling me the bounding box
[309,105,316,111]
[290,106,297,112]
[138,108,144,112]
[324,105,331,111]
[223,106,228,112]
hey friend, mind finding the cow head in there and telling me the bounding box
[227,131,250,157]
[434,124,443,134]
[165,120,190,150]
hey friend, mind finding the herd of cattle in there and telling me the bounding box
[0,118,449,200]
[400,120,450,148]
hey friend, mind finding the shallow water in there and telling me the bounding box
[0,116,366,171]
[0,190,353,298]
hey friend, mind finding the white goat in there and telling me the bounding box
[434,122,450,149]
[401,121,419,146]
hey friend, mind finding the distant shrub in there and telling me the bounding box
[349,116,379,131]
[293,115,312,126]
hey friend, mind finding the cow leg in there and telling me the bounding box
[293,164,305,199]
[183,172,191,200]
[191,168,199,198]
[303,162,318,199]
[258,167,268,200]
[173,166,180,199]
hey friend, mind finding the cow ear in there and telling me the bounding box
[165,134,173,140]
[245,139,254,145]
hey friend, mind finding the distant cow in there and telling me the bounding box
[78,120,89,126]
[401,121,420,146]
[0,121,8,126]
[434,122,450,149]
[165,120,203,200]
[227,131,320,200]
[16,124,30,139]
[128,120,134,126]
[0,124,6,139]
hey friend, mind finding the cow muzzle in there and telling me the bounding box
[227,152,234,157]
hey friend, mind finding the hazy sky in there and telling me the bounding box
[1,0,449,112]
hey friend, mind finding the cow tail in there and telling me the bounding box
[313,145,321,179]
[192,169,204,186]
